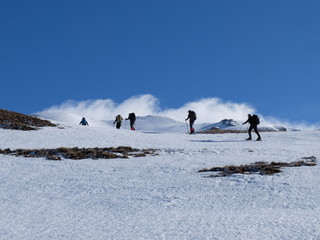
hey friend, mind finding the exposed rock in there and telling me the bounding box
[0,109,56,130]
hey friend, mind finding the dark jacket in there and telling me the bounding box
[186,111,197,121]
[243,115,259,126]
[126,113,136,122]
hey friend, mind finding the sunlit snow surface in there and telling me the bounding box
[0,122,319,240]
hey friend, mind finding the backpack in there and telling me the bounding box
[192,111,197,120]
[116,115,122,122]
[252,114,260,125]
[129,113,136,121]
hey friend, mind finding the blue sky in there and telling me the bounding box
[1,1,319,123]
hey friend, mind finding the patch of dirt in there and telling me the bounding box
[0,146,158,160]
[0,109,56,130]
[199,156,317,177]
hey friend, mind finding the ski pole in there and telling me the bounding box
[236,123,243,140]
[185,120,189,133]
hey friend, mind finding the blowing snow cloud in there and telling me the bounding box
[37,94,255,124]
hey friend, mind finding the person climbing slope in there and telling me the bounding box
[126,113,136,130]
[113,115,123,129]
[185,110,197,134]
[242,114,261,141]
[79,117,89,126]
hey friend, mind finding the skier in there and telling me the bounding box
[242,114,261,141]
[185,110,197,134]
[79,117,89,126]
[113,114,123,129]
[125,113,136,130]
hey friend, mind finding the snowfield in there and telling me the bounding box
[0,122,319,240]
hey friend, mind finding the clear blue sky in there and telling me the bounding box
[1,1,319,123]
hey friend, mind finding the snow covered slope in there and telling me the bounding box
[0,121,319,239]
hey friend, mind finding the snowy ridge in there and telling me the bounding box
[36,111,293,133]
[199,119,292,132]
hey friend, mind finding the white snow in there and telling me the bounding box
[0,118,320,240]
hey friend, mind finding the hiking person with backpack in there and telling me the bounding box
[79,117,89,126]
[242,114,261,141]
[113,114,123,129]
[185,110,197,134]
[125,113,136,130]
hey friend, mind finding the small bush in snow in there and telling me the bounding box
[199,157,317,177]
[0,147,158,160]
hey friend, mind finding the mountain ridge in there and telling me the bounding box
[1,109,294,132]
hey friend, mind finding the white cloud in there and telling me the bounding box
[161,98,255,123]
[38,94,256,124]
[261,116,319,130]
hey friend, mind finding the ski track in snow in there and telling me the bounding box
[0,125,320,240]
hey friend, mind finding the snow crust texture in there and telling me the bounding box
[0,124,319,240]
